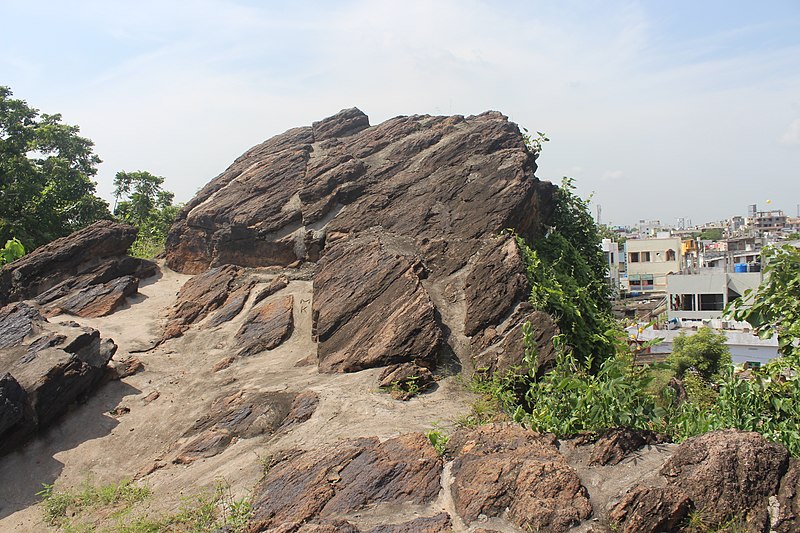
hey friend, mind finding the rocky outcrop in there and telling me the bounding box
[0,307,117,454]
[447,424,592,532]
[249,433,442,531]
[45,275,139,318]
[607,429,794,532]
[0,220,154,307]
[589,427,668,466]
[164,108,557,375]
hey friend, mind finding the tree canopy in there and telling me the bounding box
[0,86,110,250]
[113,170,180,258]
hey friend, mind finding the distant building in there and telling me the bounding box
[601,238,621,298]
[625,236,681,293]
[667,270,762,322]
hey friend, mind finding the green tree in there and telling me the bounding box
[0,237,25,265]
[0,86,110,250]
[666,327,731,380]
[698,227,724,241]
[726,244,800,360]
[113,170,180,258]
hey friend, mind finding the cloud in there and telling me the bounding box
[780,119,800,146]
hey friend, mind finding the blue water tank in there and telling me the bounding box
[734,263,748,273]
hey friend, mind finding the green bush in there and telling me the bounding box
[0,237,25,265]
[667,327,731,380]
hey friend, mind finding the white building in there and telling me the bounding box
[667,270,762,322]
[601,238,621,297]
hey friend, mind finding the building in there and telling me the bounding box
[625,235,681,293]
[667,270,762,322]
[601,238,621,298]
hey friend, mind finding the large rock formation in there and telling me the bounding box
[165,108,557,374]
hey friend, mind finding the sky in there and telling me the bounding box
[2,0,799,227]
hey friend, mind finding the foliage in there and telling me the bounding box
[512,347,658,435]
[38,478,150,527]
[0,237,25,265]
[726,244,800,360]
[515,177,615,366]
[521,128,549,158]
[666,327,731,380]
[0,86,110,250]
[426,429,449,456]
[113,170,180,259]
[698,227,724,241]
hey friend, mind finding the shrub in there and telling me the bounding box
[667,327,731,380]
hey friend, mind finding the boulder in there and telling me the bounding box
[174,390,300,464]
[589,427,668,466]
[0,317,116,453]
[0,302,45,349]
[0,220,151,306]
[606,429,792,532]
[448,424,592,532]
[378,362,435,400]
[660,429,789,527]
[46,275,139,318]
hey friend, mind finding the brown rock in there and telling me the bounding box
[463,235,529,337]
[775,459,800,533]
[279,390,320,431]
[589,428,668,466]
[471,308,559,376]
[449,424,592,532]
[175,390,296,463]
[107,357,144,380]
[660,429,789,526]
[0,220,143,305]
[365,513,452,533]
[0,372,26,435]
[163,109,558,374]
[250,433,442,530]
[0,302,45,349]
[212,356,236,372]
[378,362,435,400]
[162,264,251,340]
[235,294,294,357]
[46,275,139,318]
[608,485,691,533]
[313,233,441,373]
[142,391,160,404]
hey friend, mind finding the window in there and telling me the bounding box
[666,249,676,261]
[641,251,651,262]
[699,293,724,311]
[629,252,639,263]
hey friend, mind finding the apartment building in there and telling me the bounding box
[625,235,681,293]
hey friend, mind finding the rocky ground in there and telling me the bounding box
[2,108,799,532]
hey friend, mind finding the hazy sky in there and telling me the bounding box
[2,1,799,227]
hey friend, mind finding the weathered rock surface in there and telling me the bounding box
[470,306,559,376]
[162,264,253,340]
[0,311,117,454]
[589,427,668,466]
[174,390,303,464]
[249,433,442,531]
[235,294,294,357]
[447,424,592,532]
[313,233,441,373]
[164,108,557,375]
[775,459,800,533]
[605,429,793,532]
[46,275,139,318]
[0,220,154,307]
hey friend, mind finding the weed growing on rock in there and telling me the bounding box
[426,429,449,456]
